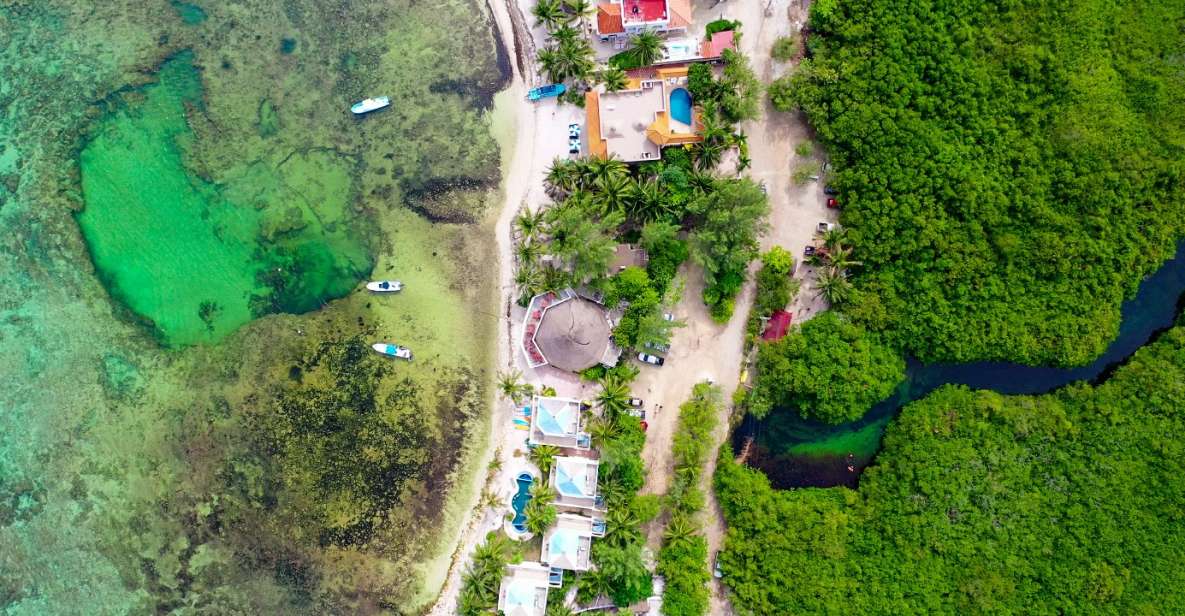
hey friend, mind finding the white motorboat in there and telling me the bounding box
[366,280,403,292]
[351,96,391,115]
[371,343,413,360]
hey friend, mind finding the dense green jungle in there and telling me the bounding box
[726,0,1185,613]
[719,317,1185,613]
[782,0,1185,365]
[0,0,507,613]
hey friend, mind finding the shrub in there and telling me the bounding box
[705,19,740,38]
[771,35,801,62]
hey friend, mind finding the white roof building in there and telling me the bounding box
[498,562,551,616]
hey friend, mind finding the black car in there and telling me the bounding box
[804,245,817,257]
[824,185,839,196]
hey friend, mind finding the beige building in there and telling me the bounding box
[528,395,591,450]
[550,456,604,511]
[586,65,702,162]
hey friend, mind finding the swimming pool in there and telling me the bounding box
[511,472,534,533]
[670,88,693,125]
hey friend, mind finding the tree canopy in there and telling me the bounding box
[777,0,1185,365]
[748,312,904,423]
[718,318,1185,614]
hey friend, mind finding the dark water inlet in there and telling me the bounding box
[737,241,1185,489]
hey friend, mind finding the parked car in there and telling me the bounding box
[627,398,644,407]
[827,197,839,209]
[816,221,836,234]
[627,408,646,420]
[824,185,839,196]
[804,245,817,257]
[662,312,675,322]
[638,353,665,366]
[759,181,768,195]
[713,551,723,578]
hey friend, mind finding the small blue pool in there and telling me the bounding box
[511,472,534,533]
[670,88,693,125]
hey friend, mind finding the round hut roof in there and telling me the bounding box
[535,298,611,372]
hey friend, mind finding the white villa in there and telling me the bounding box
[498,562,552,616]
[541,514,606,572]
[551,456,604,511]
[529,395,592,450]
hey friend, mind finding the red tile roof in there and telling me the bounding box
[762,310,793,341]
[597,3,624,34]
[704,30,737,58]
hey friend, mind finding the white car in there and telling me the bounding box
[662,313,675,322]
[638,353,665,366]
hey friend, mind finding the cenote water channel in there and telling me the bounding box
[738,241,1185,489]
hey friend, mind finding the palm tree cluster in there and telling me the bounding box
[534,0,599,87]
[457,532,516,615]
[809,228,862,304]
[513,156,712,303]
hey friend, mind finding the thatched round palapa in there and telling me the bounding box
[534,298,611,372]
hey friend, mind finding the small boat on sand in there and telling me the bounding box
[351,96,391,115]
[372,343,413,360]
[366,280,403,292]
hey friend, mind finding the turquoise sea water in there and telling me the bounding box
[1,1,507,612]
[77,51,371,346]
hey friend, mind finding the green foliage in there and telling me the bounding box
[689,179,769,320]
[705,19,740,38]
[459,532,521,615]
[591,542,654,606]
[641,220,689,293]
[524,483,558,534]
[749,313,904,423]
[529,444,560,476]
[794,0,1185,365]
[793,141,813,157]
[655,383,721,616]
[717,49,761,123]
[771,35,801,62]
[628,31,663,68]
[754,246,797,317]
[718,322,1185,614]
[686,63,716,104]
[600,66,628,92]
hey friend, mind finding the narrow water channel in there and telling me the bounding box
[737,241,1185,489]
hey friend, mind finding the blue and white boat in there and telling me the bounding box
[366,280,403,292]
[351,96,390,115]
[372,343,413,360]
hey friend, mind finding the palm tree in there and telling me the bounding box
[515,239,541,264]
[532,0,567,30]
[576,567,613,604]
[515,208,545,241]
[546,600,576,616]
[546,158,581,197]
[525,500,557,534]
[587,156,628,186]
[603,505,642,548]
[498,370,522,402]
[594,172,632,215]
[537,47,562,82]
[556,37,595,82]
[515,263,544,304]
[551,24,581,46]
[596,374,631,416]
[587,413,622,447]
[821,227,847,251]
[600,66,629,92]
[563,0,594,24]
[626,177,667,221]
[529,444,560,475]
[814,266,853,304]
[826,244,863,271]
[629,31,663,67]
[663,512,698,544]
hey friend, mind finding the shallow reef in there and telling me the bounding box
[0,0,507,612]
